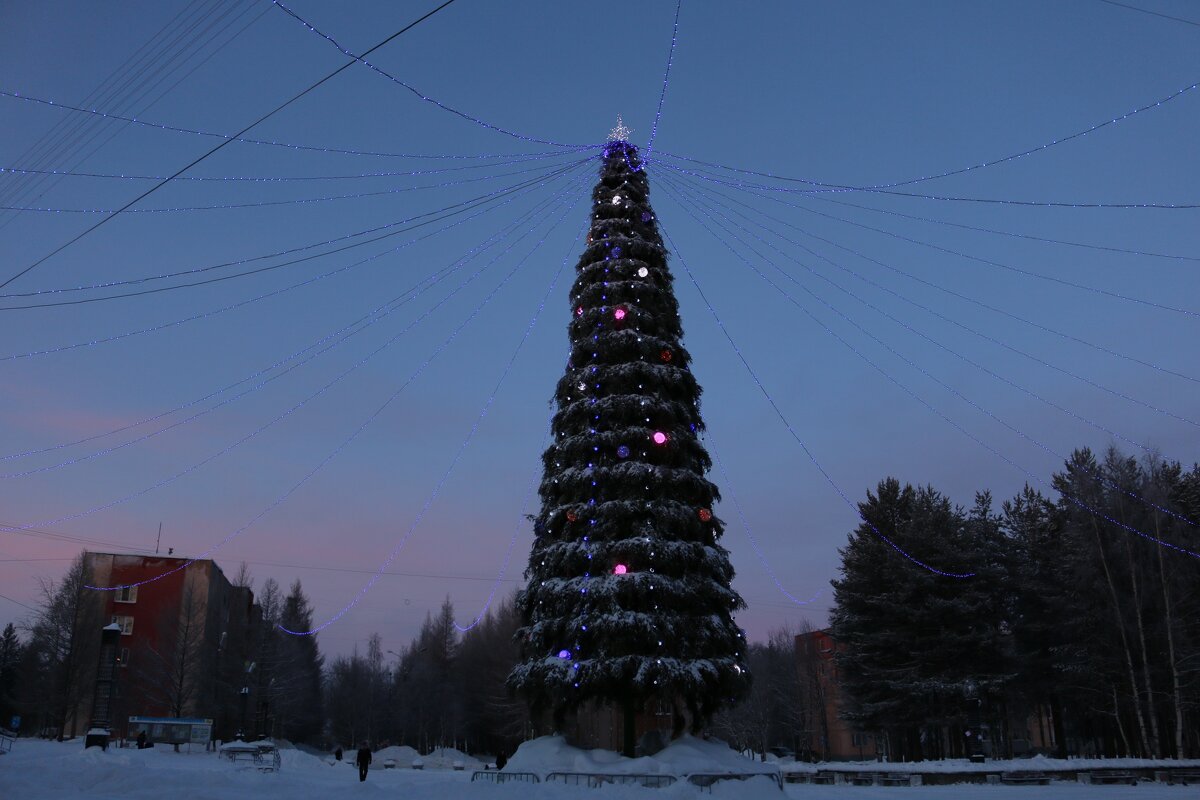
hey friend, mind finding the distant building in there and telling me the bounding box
[795,629,882,762]
[74,553,259,742]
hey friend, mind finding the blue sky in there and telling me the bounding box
[1,0,1198,657]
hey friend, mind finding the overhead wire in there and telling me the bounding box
[654,77,1200,191]
[664,168,1200,385]
[5,169,591,526]
[0,159,589,309]
[0,161,587,365]
[659,160,1200,320]
[0,0,264,233]
[269,0,588,149]
[281,193,590,636]
[662,173,1199,532]
[0,0,463,291]
[2,165,590,476]
[659,224,973,578]
[79,172,588,595]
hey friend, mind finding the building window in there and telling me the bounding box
[117,647,130,667]
[115,586,137,604]
[111,615,134,635]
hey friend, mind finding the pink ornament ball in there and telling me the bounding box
[614,308,626,320]
[652,431,668,445]
[613,564,628,575]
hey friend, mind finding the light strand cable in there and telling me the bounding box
[0,161,587,365]
[0,89,603,161]
[654,78,1200,191]
[667,173,1200,437]
[704,430,822,606]
[0,156,596,215]
[659,160,1200,320]
[280,205,588,635]
[1096,0,1200,28]
[663,183,1200,557]
[0,149,589,184]
[0,0,222,210]
[78,177,586,596]
[658,224,973,578]
[269,0,586,149]
[0,0,267,233]
[667,168,1200,384]
[1,172,587,475]
[807,191,1200,263]
[0,159,588,308]
[0,0,462,290]
[634,0,681,171]
[662,174,1198,530]
[453,422,551,633]
[0,157,584,300]
[14,172,588,534]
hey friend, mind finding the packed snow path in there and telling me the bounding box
[1,738,1195,799]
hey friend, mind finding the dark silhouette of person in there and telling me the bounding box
[334,746,343,761]
[136,731,147,750]
[496,751,507,770]
[356,743,372,782]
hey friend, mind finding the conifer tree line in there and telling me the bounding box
[828,446,1200,761]
[5,444,1195,761]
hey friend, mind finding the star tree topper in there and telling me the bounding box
[607,114,633,142]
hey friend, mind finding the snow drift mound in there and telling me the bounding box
[506,735,777,778]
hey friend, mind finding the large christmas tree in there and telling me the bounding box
[510,126,748,755]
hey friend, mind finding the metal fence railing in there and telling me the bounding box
[470,770,541,784]
[545,772,677,788]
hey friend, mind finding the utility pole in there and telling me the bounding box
[155,522,162,555]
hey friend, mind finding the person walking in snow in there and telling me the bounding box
[356,742,372,782]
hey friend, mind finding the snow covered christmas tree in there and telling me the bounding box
[510,125,748,756]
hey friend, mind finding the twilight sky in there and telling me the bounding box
[1,0,1198,658]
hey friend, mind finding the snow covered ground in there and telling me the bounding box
[0,737,1194,799]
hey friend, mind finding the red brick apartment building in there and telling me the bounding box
[72,553,259,741]
[796,628,882,761]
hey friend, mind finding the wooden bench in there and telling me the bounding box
[998,772,1050,785]
[220,742,280,773]
[878,772,920,786]
[1079,770,1137,785]
[1155,770,1200,785]
[784,771,835,785]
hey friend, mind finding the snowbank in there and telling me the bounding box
[506,734,778,777]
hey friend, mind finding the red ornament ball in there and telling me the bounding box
[698,508,713,522]
[660,349,673,363]
[566,510,578,523]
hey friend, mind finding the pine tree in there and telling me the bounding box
[510,135,748,754]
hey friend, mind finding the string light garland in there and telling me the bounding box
[661,161,1200,320]
[637,0,682,171]
[0,150,595,184]
[1,176,588,476]
[270,0,589,149]
[668,168,1200,385]
[0,164,576,365]
[659,225,973,578]
[0,91,600,161]
[0,157,594,215]
[667,174,1200,440]
[280,210,589,635]
[663,175,1199,532]
[1,0,467,291]
[705,433,821,606]
[453,423,553,633]
[0,160,589,308]
[654,78,1200,191]
[14,174,588,539]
